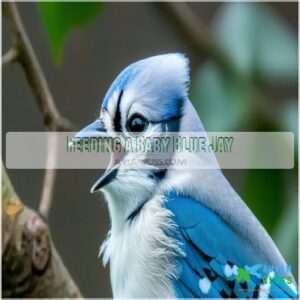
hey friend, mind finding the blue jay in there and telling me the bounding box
[76,54,297,298]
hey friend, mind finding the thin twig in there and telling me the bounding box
[160,2,237,77]
[2,47,18,66]
[39,133,58,219]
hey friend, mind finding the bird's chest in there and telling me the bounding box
[109,228,151,297]
[106,204,179,298]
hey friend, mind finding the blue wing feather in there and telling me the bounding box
[164,193,298,298]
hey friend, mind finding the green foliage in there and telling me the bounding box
[242,169,284,234]
[213,3,297,82]
[191,3,298,131]
[191,62,252,131]
[38,2,102,64]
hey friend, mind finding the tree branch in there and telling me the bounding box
[160,2,237,77]
[39,133,59,219]
[3,1,73,131]
[2,165,82,298]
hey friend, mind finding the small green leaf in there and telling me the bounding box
[38,2,102,64]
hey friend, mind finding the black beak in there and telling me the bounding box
[90,165,119,193]
[76,120,119,192]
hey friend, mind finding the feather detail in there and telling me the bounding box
[163,193,298,299]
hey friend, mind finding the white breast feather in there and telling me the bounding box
[100,195,184,298]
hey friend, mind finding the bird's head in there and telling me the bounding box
[76,53,193,226]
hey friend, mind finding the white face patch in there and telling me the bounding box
[199,277,211,294]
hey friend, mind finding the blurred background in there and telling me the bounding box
[2,2,298,297]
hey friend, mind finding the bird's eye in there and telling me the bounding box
[127,114,148,134]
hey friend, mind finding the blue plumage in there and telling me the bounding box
[164,193,298,298]
[102,60,143,109]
